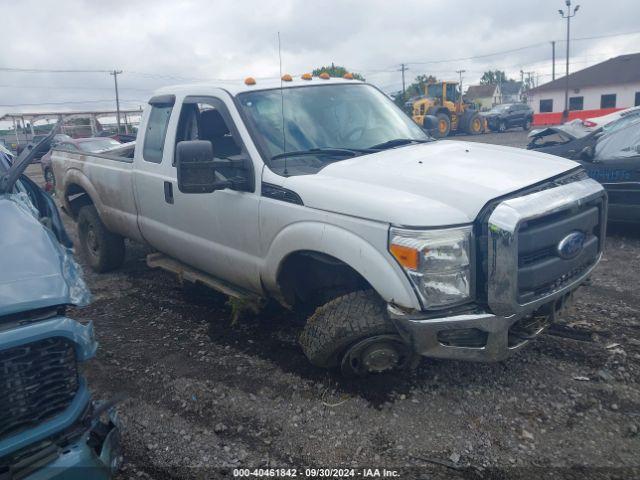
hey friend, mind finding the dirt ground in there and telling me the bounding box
[26,130,640,479]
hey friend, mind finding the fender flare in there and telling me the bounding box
[261,222,420,310]
[61,168,105,218]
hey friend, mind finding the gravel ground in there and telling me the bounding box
[26,131,640,479]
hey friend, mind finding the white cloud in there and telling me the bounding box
[0,0,639,115]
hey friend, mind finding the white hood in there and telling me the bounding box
[283,140,579,226]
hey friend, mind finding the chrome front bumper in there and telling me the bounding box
[389,177,606,362]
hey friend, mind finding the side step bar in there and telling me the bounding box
[146,252,260,301]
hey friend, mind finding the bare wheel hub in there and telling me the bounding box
[340,335,414,377]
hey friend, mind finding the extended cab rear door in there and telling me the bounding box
[133,91,263,293]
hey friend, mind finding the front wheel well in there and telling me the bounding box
[277,251,371,317]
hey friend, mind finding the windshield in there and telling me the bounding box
[490,104,510,113]
[237,84,428,175]
[78,138,121,152]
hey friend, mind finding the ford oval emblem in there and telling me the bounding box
[557,231,586,260]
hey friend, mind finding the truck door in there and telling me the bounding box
[151,94,262,293]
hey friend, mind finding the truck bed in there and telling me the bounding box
[51,147,143,243]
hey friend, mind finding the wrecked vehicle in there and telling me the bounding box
[0,132,121,479]
[529,118,640,224]
[52,77,606,376]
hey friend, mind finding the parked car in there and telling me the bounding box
[52,78,606,376]
[483,103,534,132]
[0,134,121,479]
[41,137,122,191]
[576,105,640,132]
[95,130,137,143]
[528,117,640,223]
[16,133,72,161]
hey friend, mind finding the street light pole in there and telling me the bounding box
[559,0,580,121]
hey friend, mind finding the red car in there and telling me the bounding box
[41,137,121,191]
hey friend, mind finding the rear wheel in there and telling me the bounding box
[44,168,56,192]
[523,117,532,130]
[77,205,125,273]
[299,290,416,376]
[498,120,507,133]
[434,113,451,138]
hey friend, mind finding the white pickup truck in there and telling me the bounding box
[53,76,607,376]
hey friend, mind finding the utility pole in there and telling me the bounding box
[551,40,556,80]
[559,0,580,120]
[110,69,123,133]
[456,69,465,105]
[398,63,408,98]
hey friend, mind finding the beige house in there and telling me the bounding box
[464,84,500,110]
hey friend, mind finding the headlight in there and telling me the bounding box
[389,226,473,309]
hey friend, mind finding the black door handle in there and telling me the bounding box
[164,181,174,204]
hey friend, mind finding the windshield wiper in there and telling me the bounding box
[270,148,368,161]
[367,138,430,150]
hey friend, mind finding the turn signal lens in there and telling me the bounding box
[281,73,292,81]
[390,244,419,270]
[301,73,312,80]
[319,72,330,80]
[244,77,256,85]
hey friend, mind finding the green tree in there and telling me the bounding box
[480,70,509,85]
[312,63,365,81]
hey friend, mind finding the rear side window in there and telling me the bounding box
[143,105,173,163]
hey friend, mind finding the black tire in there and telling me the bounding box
[299,290,398,368]
[77,205,125,273]
[44,168,56,192]
[498,120,507,133]
[434,113,451,138]
[523,117,532,130]
[464,112,483,135]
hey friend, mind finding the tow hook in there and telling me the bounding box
[340,335,417,377]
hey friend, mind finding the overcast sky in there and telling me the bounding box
[1,0,639,120]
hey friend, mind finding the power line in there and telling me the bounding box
[0,67,111,73]
[0,99,144,107]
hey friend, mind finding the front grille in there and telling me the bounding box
[0,338,79,442]
[516,199,603,303]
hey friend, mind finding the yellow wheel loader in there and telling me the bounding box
[412,81,485,138]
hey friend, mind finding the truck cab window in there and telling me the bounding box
[175,100,245,179]
[143,105,173,163]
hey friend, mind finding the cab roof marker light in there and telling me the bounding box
[281,73,293,82]
[244,77,256,86]
[301,73,312,80]
[343,73,354,80]
[319,72,330,80]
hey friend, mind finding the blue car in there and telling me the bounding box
[0,134,121,479]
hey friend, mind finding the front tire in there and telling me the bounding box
[299,290,412,374]
[434,113,451,138]
[523,118,532,130]
[77,205,125,273]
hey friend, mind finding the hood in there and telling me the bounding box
[284,141,579,226]
[528,124,589,140]
[0,193,90,317]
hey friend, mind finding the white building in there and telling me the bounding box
[526,53,640,114]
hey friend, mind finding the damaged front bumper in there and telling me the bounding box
[388,298,569,362]
[1,403,121,480]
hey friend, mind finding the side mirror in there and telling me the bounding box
[579,145,595,161]
[27,145,33,150]
[176,140,228,193]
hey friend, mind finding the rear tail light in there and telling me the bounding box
[582,120,597,127]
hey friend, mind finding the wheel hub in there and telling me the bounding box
[340,334,415,377]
